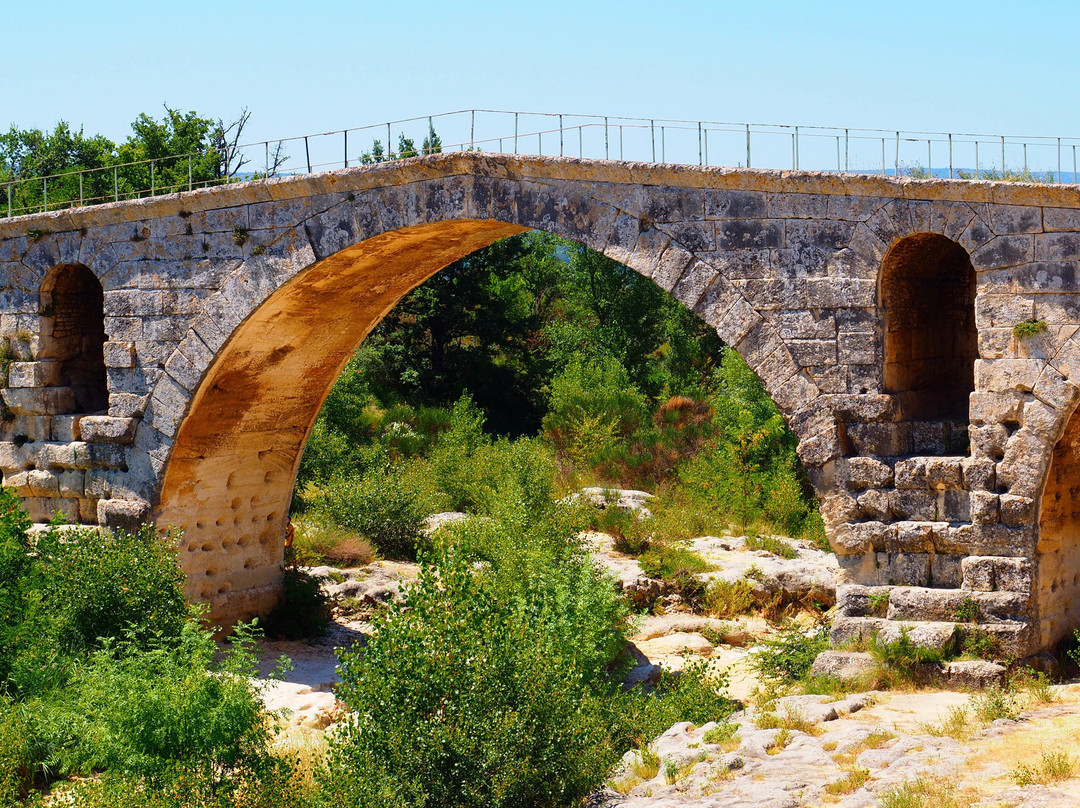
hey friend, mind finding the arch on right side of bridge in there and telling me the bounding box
[879,232,977,427]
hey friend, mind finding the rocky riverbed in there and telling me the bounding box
[251,523,1080,807]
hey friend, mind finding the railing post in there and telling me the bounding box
[79,172,83,206]
[895,131,900,177]
[471,110,475,151]
[746,124,751,168]
[661,126,665,162]
[188,156,193,191]
[704,128,709,166]
[845,128,849,171]
[114,166,118,201]
[514,113,518,153]
[579,126,582,158]
[794,126,800,169]
[791,132,796,169]
[1024,142,1028,174]
[1001,135,1005,174]
[345,130,349,168]
[619,126,624,160]
[698,122,702,166]
[926,139,931,175]
[604,117,609,159]
[1058,137,1062,183]
[151,160,155,195]
[559,114,563,157]
[836,136,841,171]
[650,120,655,162]
[305,137,311,173]
[43,178,47,212]
[881,138,886,176]
[948,134,953,178]
[6,184,10,218]
[975,141,980,179]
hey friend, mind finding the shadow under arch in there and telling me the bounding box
[38,263,108,415]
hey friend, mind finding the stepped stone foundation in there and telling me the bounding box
[1,153,1080,654]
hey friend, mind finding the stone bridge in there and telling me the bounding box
[2,152,1080,657]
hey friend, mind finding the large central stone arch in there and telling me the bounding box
[145,174,831,621]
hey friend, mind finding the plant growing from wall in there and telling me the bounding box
[1013,318,1048,339]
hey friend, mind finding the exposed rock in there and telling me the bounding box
[946,659,1008,688]
[634,631,715,658]
[876,620,960,653]
[576,487,655,517]
[809,650,877,681]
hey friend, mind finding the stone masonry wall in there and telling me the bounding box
[0,154,1078,653]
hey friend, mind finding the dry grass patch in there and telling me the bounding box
[824,767,869,795]
[877,777,961,808]
[832,729,895,766]
[1013,750,1077,786]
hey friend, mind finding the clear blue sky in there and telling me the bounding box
[7,1,1078,162]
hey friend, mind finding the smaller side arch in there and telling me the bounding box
[880,233,977,423]
[38,264,108,414]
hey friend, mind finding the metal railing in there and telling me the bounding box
[4,109,1080,220]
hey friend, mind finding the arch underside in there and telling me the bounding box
[157,220,526,619]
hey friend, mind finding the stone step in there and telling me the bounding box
[830,614,1030,658]
[837,584,1028,623]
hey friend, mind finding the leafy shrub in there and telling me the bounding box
[316,461,429,560]
[261,567,331,640]
[325,548,623,808]
[872,628,948,677]
[543,354,648,469]
[291,520,375,567]
[46,622,274,781]
[0,699,31,805]
[750,625,828,683]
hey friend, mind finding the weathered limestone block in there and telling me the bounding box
[962,457,996,492]
[893,490,936,521]
[974,358,1043,393]
[969,491,1000,525]
[924,457,965,490]
[876,621,959,653]
[79,416,137,445]
[844,457,893,490]
[0,442,32,472]
[2,387,74,416]
[820,493,862,530]
[102,341,135,368]
[50,415,82,442]
[890,522,935,553]
[830,615,888,647]
[975,294,1036,331]
[999,494,1036,527]
[1,471,30,496]
[961,556,1033,593]
[97,498,150,532]
[26,469,59,496]
[836,551,932,587]
[894,457,928,490]
[57,469,85,498]
[7,360,60,388]
[939,489,971,522]
[108,393,150,418]
[856,489,894,521]
[830,522,892,555]
[932,554,964,589]
[997,428,1050,498]
[947,660,1007,688]
[25,497,78,523]
[809,651,876,681]
[836,584,893,617]
[887,587,1027,623]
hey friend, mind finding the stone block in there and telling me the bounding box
[829,615,888,648]
[894,489,936,521]
[962,457,996,492]
[7,361,61,388]
[856,489,894,521]
[57,469,85,498]
[103,341,135,368]
[0,442,32,472]
[940,489,971,522]
[829,521,891,555]
[924,457,964,490]
[108,393,150,418]
[931,554,963,589]
[974,358,1043,393]
[893,457,928,490]
[887,588,1027,623]
[844,457,893,490]
[890,522,934,553]
[970,491,1000,525]
[876,621,959,654]
[2,387,74,416]
[809,651,876,682]
[946,659,1007,688]
[79,416,138,445]
[961,556,1033,593]
[97,498,150,532]
[50,415,82,442]
[836,584,893,617]
[1,470,30,496]
[999,494,1036,527]
[969,424,1008,461]
[26,469,59,496]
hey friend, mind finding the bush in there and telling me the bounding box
[751,625,829,683]
[316,461,430,560]
[638,544,713,581]
[702,578,755,619]
[325,548,624,808]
